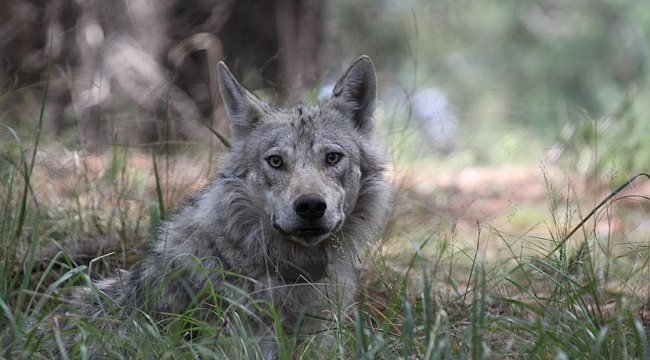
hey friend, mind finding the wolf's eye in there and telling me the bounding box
[325,152,342,166]
[267,155,283,169]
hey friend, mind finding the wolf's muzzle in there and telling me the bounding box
[294,193,327,220]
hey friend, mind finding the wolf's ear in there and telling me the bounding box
[330,56,377,136]
[218,62,270,141]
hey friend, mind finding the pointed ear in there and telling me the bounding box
[218,62,270,141]
[330,56,377,135]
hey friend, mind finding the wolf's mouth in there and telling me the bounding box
[273,224,329,238]
[272,222,331,246]
[295,228,329,239]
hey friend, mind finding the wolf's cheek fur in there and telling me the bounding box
[341,164,362,215]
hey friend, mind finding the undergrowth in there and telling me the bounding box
[1,90,650,359]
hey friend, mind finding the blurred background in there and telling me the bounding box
[1,0,649,260]
[2,0,648,167]
[2,0,649,160]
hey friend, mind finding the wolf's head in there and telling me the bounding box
[217,57,382,248]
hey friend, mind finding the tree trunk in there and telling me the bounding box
[276,0,323,104]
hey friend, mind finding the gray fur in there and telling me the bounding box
[44,56,391,358]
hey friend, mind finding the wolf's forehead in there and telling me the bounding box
[284,104,320,128]
[255,106,347,147]
[266,105,328,130]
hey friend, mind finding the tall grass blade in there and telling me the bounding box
[152,152,165,217]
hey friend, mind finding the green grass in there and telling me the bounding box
[1,91,650,359]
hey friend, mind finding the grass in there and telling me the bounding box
[1,88,650,359]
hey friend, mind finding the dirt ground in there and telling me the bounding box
[27,146,650,264]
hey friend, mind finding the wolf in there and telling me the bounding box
[39,56,391,358]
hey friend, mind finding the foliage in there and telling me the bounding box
[327,0,650,174]
[552,91,650,181]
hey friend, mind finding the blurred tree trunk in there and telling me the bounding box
[276,0,323,104]
[74,0,106,151]
[0,1,8,82]
[0,0,325,150]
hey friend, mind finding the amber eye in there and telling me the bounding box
[267,155,283,169]
[325,152,342,166]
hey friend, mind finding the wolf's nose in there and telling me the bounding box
[294,193,327,220]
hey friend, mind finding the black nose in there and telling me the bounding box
[294,193,327,220]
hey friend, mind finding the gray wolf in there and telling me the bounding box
[41,56,391,358]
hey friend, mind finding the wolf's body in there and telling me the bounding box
[45,56,390,358]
